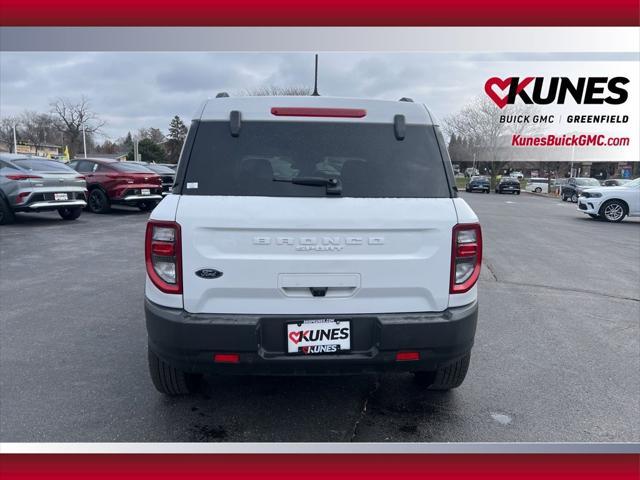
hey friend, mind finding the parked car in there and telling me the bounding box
[525,177,550,194]
[509,171,524,180]
[126,161,176,195]
[495,176,521,194]
[145,95,481,395]
[464,167,479,178]
[561,177,601,203]
[0,154,87,225]
[465,176,490,193]
[602,179,631,187]
[68,158,162,213]
[577,177,640,222]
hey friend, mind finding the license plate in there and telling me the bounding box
[287,319,351,354]
[54,193,68,201]
[141,189,150,195]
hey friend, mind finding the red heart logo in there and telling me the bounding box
[484,77,534,109]
[289,331,302,344]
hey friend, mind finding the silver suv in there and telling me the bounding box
[0,154,87,225]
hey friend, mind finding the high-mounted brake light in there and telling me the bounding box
[270,107,366,118]
[145,221,182,294]
[6,174,42,180]
[450,223,482,294]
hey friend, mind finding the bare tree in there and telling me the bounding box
[444,96,540,183]
[136,127,165,144]
[19,111,61,155]
[50,96,105,157]
[241,86,313,96]
[0,117,19,153]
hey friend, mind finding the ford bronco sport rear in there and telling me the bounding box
[145,95,481,395]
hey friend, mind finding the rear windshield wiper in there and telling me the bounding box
[274,176,342,195]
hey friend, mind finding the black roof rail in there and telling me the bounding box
[216,92,230,98]
[399,97,414,102]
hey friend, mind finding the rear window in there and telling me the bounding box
[113,163,154,173]
[147,165,175,174]
[575,178,601,186]
[180,121,451,198]
[13,159,75,172]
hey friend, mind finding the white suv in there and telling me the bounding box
[144,95,481,395]
[577,177,640,222]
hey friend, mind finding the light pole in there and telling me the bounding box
[82,123,87,159]
[13,123,18,153]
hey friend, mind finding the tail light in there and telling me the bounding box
[450,223,482,294]
[6,174,42,180]
[145,221,182,294]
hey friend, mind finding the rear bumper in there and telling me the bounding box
[117,194,163,203]
[145,299,478,375]
[15,199,87,212]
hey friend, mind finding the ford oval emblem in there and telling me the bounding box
[195,269,223,279]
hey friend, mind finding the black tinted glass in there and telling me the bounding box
[182,121,450,198]
[113,163,154,173]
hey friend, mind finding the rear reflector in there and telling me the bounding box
[151,242,175,256]
[396,352,420,362]
[271,107,366,118]
[214,354,240,364]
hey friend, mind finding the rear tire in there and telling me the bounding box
[148,347,201,395]
[534,187,542,193]
[414,353,471,391]
[0,196,15,225]
[88,188,111,214]
[571,193,578,203]
[58,206,82,220]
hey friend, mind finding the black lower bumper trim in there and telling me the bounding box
[145,299,478,375]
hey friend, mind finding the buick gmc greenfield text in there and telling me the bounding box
[144,95,482,395]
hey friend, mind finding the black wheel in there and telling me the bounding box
[599,199,627,223]
[88,188,111,214]
[148,347,202,396]
[413,353,471,391]
[516,191,520,195]
[534,187,542,193]
[571,193,578,203]
[0,196,15,225]
[588,214,599,219]
[58,206,82,220]
[561,194,567,201]
[138,201,156,212]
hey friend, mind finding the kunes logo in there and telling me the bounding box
[484,77,629,109]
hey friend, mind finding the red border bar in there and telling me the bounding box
[1,454,638,480]
[0,0,639,26]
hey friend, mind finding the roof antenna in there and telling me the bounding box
[311,54,320,96]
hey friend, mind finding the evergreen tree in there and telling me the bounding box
[166,116,187,164]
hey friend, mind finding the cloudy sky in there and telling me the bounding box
[0,52,636,141]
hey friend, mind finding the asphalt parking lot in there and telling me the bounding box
[1,193,638,442]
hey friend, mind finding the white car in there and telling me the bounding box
[578,177,640,222]
[144,94,482,395]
